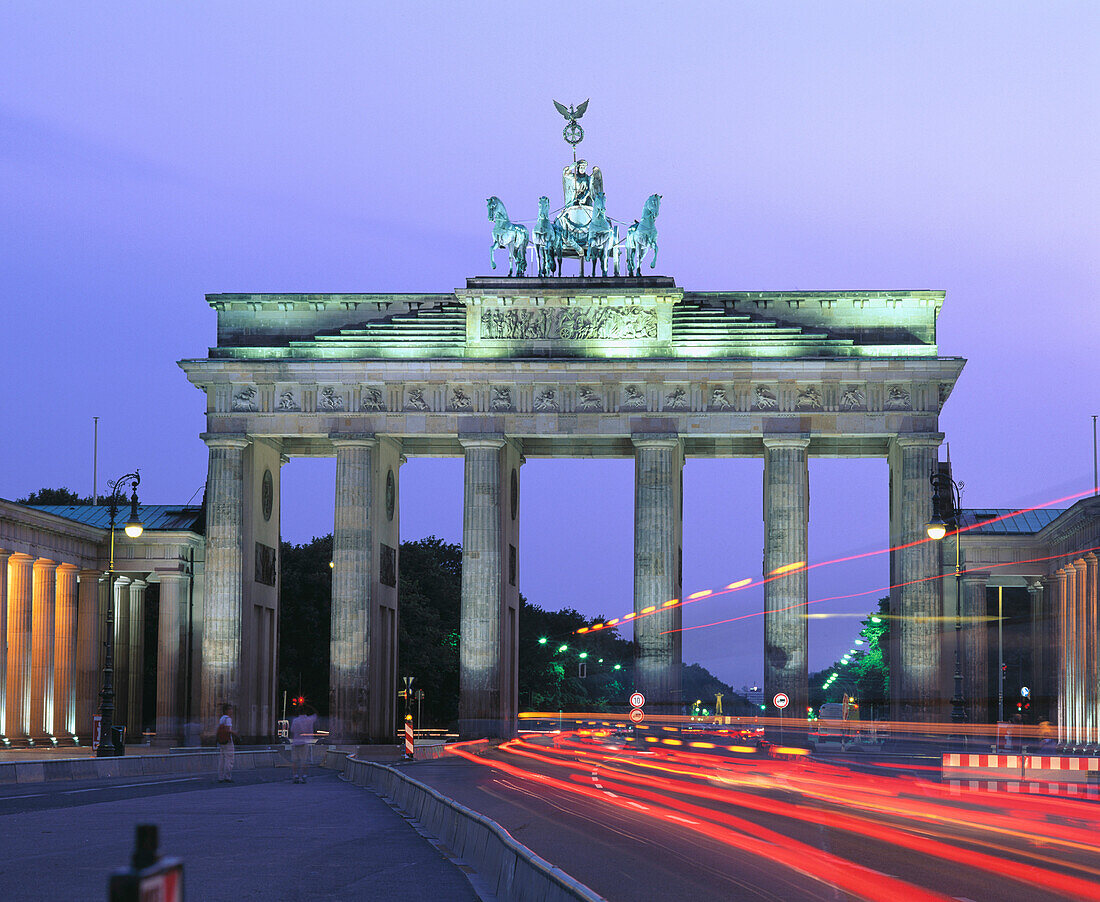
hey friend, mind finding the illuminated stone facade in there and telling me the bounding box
[181,276,964,737]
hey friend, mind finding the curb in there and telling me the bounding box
[337,751,606,902]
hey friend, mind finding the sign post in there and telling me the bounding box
[773,693,789,746]
[628,692,645,732]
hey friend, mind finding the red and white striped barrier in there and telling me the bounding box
[942,753,1100,785]
[404,719,415,759]
[948,780,1099,797]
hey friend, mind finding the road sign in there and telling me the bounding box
[628,707,645,724]
[773,692,789,710]
[92,715,102,752]
[1021,686,1030,698]
[629,692,645,708]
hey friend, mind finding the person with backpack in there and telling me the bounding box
[216,703,236,782]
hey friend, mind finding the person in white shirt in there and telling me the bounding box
[216,704,236,782]
[290,705,317,784]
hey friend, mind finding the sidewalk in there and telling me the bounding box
[0,767,480,902]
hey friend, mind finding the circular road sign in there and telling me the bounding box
[1021,686,1030,698]
[773,692,790,710]
[628,707,645,724]
[629,692,646,709]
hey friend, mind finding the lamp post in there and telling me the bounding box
[96,472,144,757]
[927,469,967,724]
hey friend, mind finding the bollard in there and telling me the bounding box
[109,824,184,901]
[404,715,415,759]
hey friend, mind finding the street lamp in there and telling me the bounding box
[97,471,143,757]
[927,469,967,724]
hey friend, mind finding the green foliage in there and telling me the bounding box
[277,535,332,714]
[809,597,890,717]
[278,532,750,727]
[681,663,753,716]
[397,537,463,729]
[519,599,634,711]
[17,487,94,505]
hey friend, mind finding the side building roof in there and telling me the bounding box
[28,504,205,534]
[958,508,1067,535]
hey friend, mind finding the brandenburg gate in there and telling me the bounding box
[180,275,964,740]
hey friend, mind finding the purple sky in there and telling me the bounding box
[2,4,1097,688]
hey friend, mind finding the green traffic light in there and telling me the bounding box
[558,645,568,653]
[579,652,588,659]
[538,637,548,645]
[613,664,621,670]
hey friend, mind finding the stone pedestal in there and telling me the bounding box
[762,437,809,722]
[52,565,79,740]
[888,434,942,720]
[459,436,521,739]
[632,436,684,715]
[960,573,989,724]
[199,435,248,737]
[30,558,57,741]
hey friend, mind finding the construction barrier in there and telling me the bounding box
[942,752,1100,791]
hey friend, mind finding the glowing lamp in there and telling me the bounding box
[124,519,144,538]
[926,516,947,541]
[538,637,548,645]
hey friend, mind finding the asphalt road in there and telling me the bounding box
[404,735,1100,902]
[0,765,479,902]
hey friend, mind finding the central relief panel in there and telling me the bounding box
[480,305,657,341]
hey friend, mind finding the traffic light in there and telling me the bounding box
[294,695,305,706]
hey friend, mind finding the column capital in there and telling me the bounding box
[201,433,249,450]
[55,562,79,574]
[631,433,681,451]
[330,433,377,449]
[1086,552,1098,564]
[130,577,148,590]
[889,432,944,450]
[155,568,189,584]
[459,435,506,451]
[78,568,102,580]
[762,435,810,451]
[1026,577,1044,593]
[960,571,990,585]
[113,575,133,586]
[1075,558,1089,572]
[32,557,58,571]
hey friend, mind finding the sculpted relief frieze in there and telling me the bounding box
[318,386,345,412]
[534,388,558,412]
[480,306,657,341]
[621,386,647,410]
[360,387,386,411]
[232,386,258,412]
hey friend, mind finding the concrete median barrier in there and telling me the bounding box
[1,748,287,784]
[337,752,606,902]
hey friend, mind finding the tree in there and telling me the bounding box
[17,487,93,505]
[809,597,890,718]
[277,535,332,715]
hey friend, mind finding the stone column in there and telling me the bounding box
[0,550,9,742]
[1026,578,1045,725]
[127,578,147,738]
[1085,554,1098,748]
[75,570,102,741]
[52,565,79,740]
[1053,568,1067,744]
[30,558,57,741]
[1075,558,1089,748]
[156,571,187,743]
[762,436,809,721]
[5,555,34,743]
[459,436,507,737]
[329,437,375,742]
[113,576,132,735]
[888,434,942,720]
[1065,564,1079,747]
[633,436,684,715]
[960,572,990,724]
[200,435,248,738]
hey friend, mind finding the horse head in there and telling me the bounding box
[645,194,662,218]
[487,196,505,222]
[538,196,550,216]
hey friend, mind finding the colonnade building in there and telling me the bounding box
[0,500,203,746]
[952,497,1100,743]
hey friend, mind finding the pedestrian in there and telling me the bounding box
[290,704,317,784]
[216,703,236,783]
